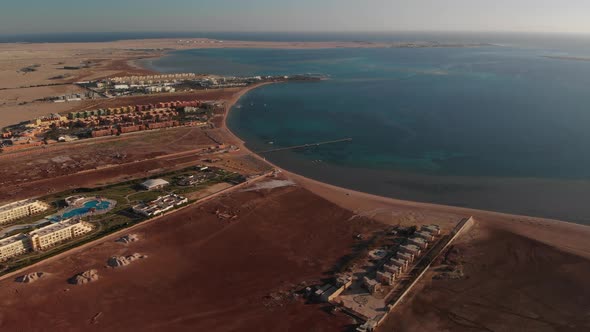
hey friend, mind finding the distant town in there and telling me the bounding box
[0,73,322,153]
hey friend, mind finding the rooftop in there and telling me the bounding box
[0,199,38,213]
[141,178,170,188]
[29,218,79,237]
[0,233,28,246]
[410,237,427,243]
[401,244,421,251]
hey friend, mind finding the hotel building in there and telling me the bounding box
[0,234,31,261]
[0,199,50,225]
[29,219,94,251]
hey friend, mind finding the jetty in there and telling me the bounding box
[256,138,352,154]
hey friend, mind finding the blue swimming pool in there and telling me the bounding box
[61,200,113,219]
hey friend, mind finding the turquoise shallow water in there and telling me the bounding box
[61,200,112,219]
[145,44,590,223]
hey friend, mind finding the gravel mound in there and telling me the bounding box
[116,234,139,244]
[15,272,45,283]
[69,269,99,285]
[107,253,147,268]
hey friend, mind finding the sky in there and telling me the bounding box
[2,0,590,35]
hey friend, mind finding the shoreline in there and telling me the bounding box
[217,81,590,260]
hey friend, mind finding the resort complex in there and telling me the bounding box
[0,165,249,265]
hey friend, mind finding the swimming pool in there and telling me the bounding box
[62,200,112,219]
[45,199,116,222]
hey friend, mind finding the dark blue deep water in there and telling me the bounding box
[144,38,590,223]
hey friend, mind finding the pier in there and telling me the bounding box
[256,138,352,154]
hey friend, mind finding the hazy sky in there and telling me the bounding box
[2,0,590,35]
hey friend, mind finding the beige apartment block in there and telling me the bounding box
[0,200,50,225]
[0,234,31,261]
[30,219,94,251]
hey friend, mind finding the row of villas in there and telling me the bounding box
[0,199,50,225]
[362,224,441,295]
[0,219,94,261]
[132,193,188,217]
[91,120,180,137]
[108,73,198,84]
[67,100,203,119]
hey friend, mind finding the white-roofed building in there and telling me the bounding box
[140,179,170,190]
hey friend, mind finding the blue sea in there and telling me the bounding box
[139,33,590,223]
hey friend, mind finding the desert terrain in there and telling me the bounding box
[0,182,382,332]
[380,222,590,331]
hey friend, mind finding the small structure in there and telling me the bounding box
[320,286,340,302]
[140,178,170,191]
[397,251,414,263]
[363,277,381,294]
[415,231,435,241]
[383,264,401,277]
[320,275,353,302]
[314,284,333,298]
[400,244,422,256]
[177,174,204,186]
[64,195,86,206]
[421,224,441,235]
[376,271,395,285]
[390,258,408,271]
[356,320,377,332]
[409,237,429,249]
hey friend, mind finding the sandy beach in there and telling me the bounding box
[220,81,590,258]
[218,82,590,331]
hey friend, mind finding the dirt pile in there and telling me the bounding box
[215,209,239,221]
[15,272,45,283]
[69,269,99,285]
[116,234,139,244]
[432,245,464,280]
[107,253,147,268]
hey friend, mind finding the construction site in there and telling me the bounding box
[304,219,473,331]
